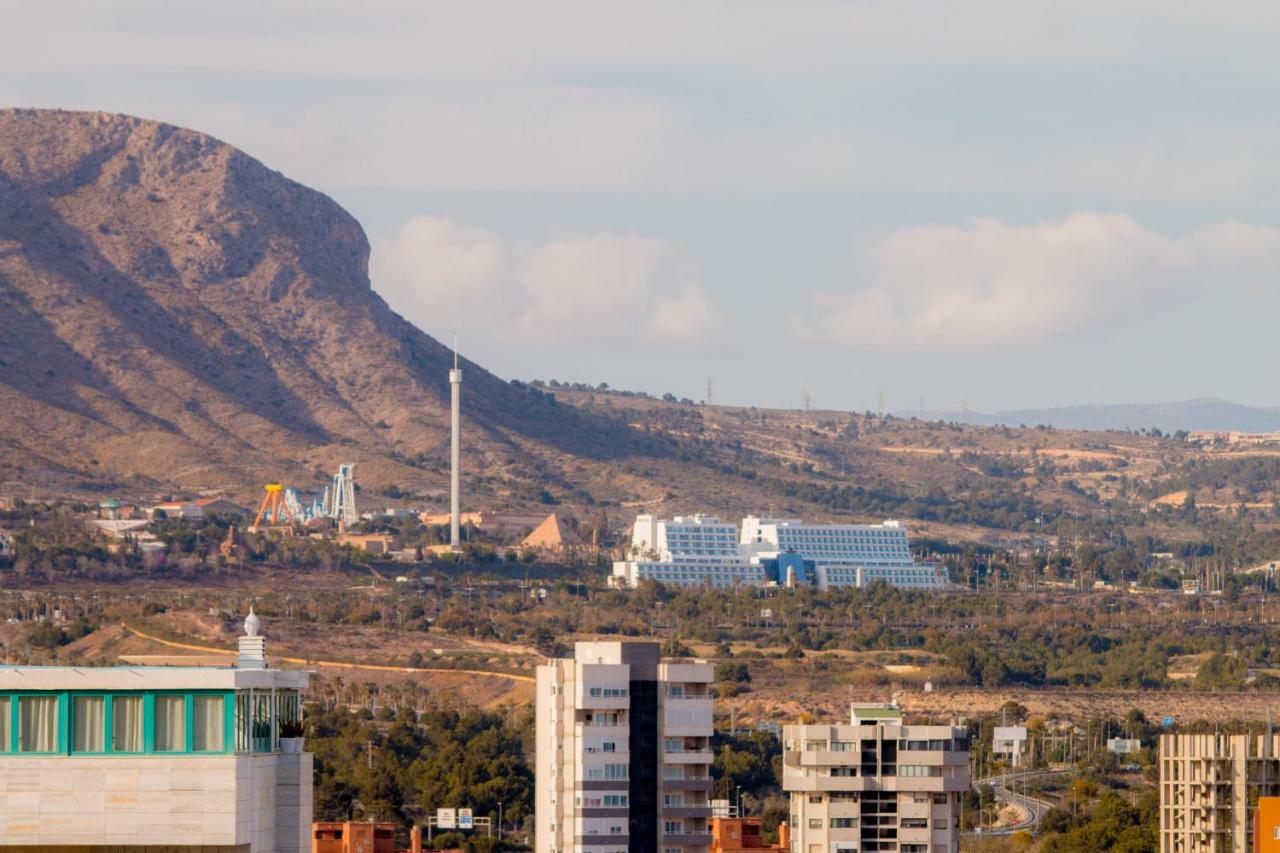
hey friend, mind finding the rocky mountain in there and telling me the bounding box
[0,109,652,505]
[916,398,1280,434]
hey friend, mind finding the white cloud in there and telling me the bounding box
[370,216,720,347]
[794,213,1280,351]
[9,2,1280,205]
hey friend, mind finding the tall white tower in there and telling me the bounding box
[449,341,462,549]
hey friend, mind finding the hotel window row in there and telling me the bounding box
[0,687,300,755]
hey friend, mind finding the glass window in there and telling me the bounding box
[154,695,186,751]
[0,697,8,752]
[235,690,251,753]
[19,696,58,752]
[73,696,105,752]
[252,691,272,751]
[193,695,225,752]
[113,696,144,752]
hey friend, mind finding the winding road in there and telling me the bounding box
[969,768,1066,837]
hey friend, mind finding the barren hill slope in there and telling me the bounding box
[0,109,1230,546]
[0,109,650,501]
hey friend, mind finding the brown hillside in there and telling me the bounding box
[0,109,653,502]
[0,109,1237,546]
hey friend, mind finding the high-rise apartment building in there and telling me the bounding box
[1159,732,1280,853]
[782,704,970,853]
[536,641,714,853]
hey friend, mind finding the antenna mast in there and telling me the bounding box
[450,334,462,549]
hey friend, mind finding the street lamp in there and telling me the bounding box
[497,801,503,839]
[736,786,742,817]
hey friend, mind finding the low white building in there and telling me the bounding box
[1107,737,1141,755]
[992,726,1029,768]
[0,611,311,851]
[611,514,948,591]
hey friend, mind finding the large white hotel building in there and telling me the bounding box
[611,514,948,591]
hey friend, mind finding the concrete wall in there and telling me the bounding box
[0,753,310,852]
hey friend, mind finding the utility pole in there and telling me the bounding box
[802,387,810,412]
[707,376,713,406]
[877,387,884,417]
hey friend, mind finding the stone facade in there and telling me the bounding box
[0,748,310,851]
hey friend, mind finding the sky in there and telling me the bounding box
[4,1,1280,413]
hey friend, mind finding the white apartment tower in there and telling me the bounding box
[782,704,970,853]
[536,641,715,853]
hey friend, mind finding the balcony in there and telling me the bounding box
[576,834,629,847]
[580,807,630,819]
[660,662,714,683]
[897,749,970,767]
[664,749,714,764]
[578,696,630,711]
[664,805,713,819]
[783,774,870,793]
[662,832,713,846]
[664,701,714,736]
[663,776,714,791]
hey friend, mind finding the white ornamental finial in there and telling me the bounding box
[244,607,261,638]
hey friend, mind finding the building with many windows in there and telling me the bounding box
[611,514,947,591]
[1159,732,1280,853]
[0,610,310,851]
[740,517,944,590]
[614,515,766,589]
[536,641,715,853]
[782,704,970,853]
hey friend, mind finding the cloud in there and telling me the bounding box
[11,3,1280,205]
[371,216,720,347]
[793,213,1280,350]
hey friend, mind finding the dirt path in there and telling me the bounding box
[120,622,535,683]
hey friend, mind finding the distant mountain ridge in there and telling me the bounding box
[911,398,1280,433]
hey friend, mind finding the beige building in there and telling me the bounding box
[1159,732,1280,853]
[782,704,970,853]
[536,641,714,853]
[0,610,311,851]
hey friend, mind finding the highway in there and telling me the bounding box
[968,768,1066,837]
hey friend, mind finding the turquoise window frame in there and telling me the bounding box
[69,693,109,755]
[109,693,145,754]
[151,693,188,754]
[0,690,233,756]
[12,693,65,755]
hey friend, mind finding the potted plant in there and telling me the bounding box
[279,718,305,753]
